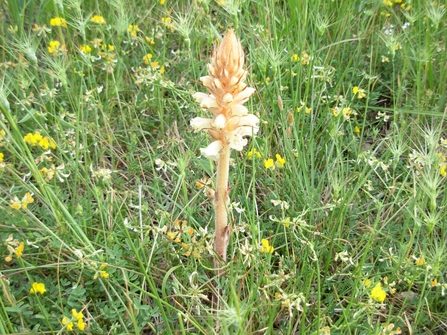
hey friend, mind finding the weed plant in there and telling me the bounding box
[0,0,446,334]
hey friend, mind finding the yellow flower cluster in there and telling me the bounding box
[264,154,286,170]
[50,17,67,28]
[93,263,110,280]
[166,219,203,258]
[10,192,34,210]
[91,15,106,24]
[142,53,152,65]
[97,43,116,62]
[352,86,366,99]
[24,132,56,150]
[127,24,139,37]
[30,282,46,294]
[383,0,411,10]
[62,309,86,331]
[161,16,172,29]
[79,44,92,54]
[291,50,311,65]
[370,282,386,302]
[246,148,262,159]
[260,238,274,254]
[47,40,67,56]
[3,235,25,262]
[331,106,357,120]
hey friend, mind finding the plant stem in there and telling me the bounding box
[214,142,231,276]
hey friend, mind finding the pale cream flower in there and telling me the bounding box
[200,140,224,160]
[191,117,214,131]
[192,29,258,158]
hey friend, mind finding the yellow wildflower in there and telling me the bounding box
[371,282,386,302]
[353,86,366,99]
[354,126,361,134]
[38,136,57,150]
[275,154,286,168]
[167,231,180,243]
[47,40,66,56]
[142,53,152,64]
[160,0,166,4]
[21,192,34,209]
[264,158,275,170]
[301,50,310,65]
[100,270,109,279]
[431,278,438,287]
[77,318,86,331]
[195,177,212,189]
[363,279,371,288]
[150,61,159,69]
[72,309,84,321]
[246,148,262,159]
[291,53,299,62]
[30,282,46,294]
[305,107,312,114]
[47,40,59,53]
[127,24,140,37]
[10,199,21,210]
[15,241,25,258]
[79,44,92,54]
[342,107,355,119]
[161,16,172,29]
[415,257,425,266]
[50,17,67,28]
[10,193,34,210]
[91,15,106,24]
[61,316,73,331]
[24,132,43,146]
[440,165,446,177]
[0,152,3,162]
[260,239,274,254]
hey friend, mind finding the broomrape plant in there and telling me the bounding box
[191,29,259,276]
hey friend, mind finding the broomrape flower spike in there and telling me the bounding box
[191,29,259,276]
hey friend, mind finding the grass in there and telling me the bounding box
[1,0,446,334]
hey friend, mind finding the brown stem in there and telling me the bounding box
[213,143,231,277]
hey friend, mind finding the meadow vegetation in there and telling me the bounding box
[1,0,447,334]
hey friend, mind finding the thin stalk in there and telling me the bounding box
[214,143,231,276]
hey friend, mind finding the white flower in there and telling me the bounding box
[191,117,213,131]
[213,114,227,129]
[193,93,219,109]
[234,87,256,103]
[228,133,247,151]
[222,93,234,104]
[239,114,260,128]
[192,92,209,103]
[230,104,248,116]
[200,140,223,160]
[200,76,214,88]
